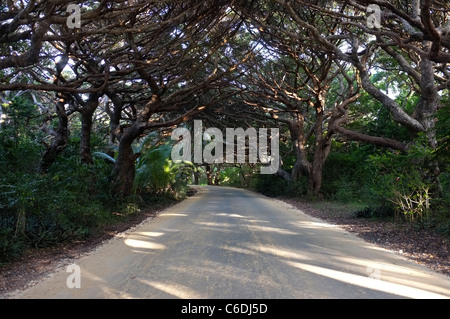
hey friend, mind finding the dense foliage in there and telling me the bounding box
[0,96,191,265]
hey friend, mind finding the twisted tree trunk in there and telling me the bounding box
[39,100,69,173]
[112,125,143,197]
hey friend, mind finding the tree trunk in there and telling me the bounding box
[415,58,442,194]
[309,121,324,195]
[193,169,200,185]
[309,98,329,196]
[416,58,440,149]
[79,95,100,165]
[111,95,160,196]
[290,113,311,180]
[206,164,213,185]
[106,91,124,145]
[40,100,69,173]
[112,121,145,196]
[80,111,94,165]
[112,135,138,197]
[214,170,220,185]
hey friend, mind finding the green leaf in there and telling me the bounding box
[93,152,116,164]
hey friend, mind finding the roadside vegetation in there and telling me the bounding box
[0,97,192,266]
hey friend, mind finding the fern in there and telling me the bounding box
[134,143,194,196]
[93,152,116,164]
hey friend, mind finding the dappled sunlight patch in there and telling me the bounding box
[336,256,450,294]
[196,221,236,228]
[124,239,166,250]
[246,244,312,262]
[246,218,270,224]
[194,221,240,233]
[215,213,247,218]
[161,213,188,217]
[289,220,340,230]
[135,231,165,238]
[219,245,259,257]
[138,279,206,299]
[99,284,135,299]
[336,256,419,276]
[284,260,449,299]
[81,269,106,284]
[246,224,298,235]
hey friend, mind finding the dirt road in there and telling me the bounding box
[11,186,450,299]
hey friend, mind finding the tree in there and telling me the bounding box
[239,1,362,194]
[106,2,250,195]
[0,1,253,196]
[242,0,449,193]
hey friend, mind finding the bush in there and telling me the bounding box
[134,142,194,199]
[438,220,450,238]
[253,174,307,198]
[0,217,25,266]
[0,135,119,265]
[366,136,438,225]
[219,166,242,187]
[321,143,378,203]
[354,204,396,219]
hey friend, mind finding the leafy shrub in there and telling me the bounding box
[134,143,193,198]
[0,216,25,266]
[438,220,450,238]
[253,174,307,198]
[322,143,378,203]
[218,166,248,187]
[390,183,431,223]
[354,204,396,219]
[24,214,84,248]
[0,134,120,265]
[219,166,242,187]
[367,136,437,225]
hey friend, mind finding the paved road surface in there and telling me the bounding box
[11,186,450,299]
